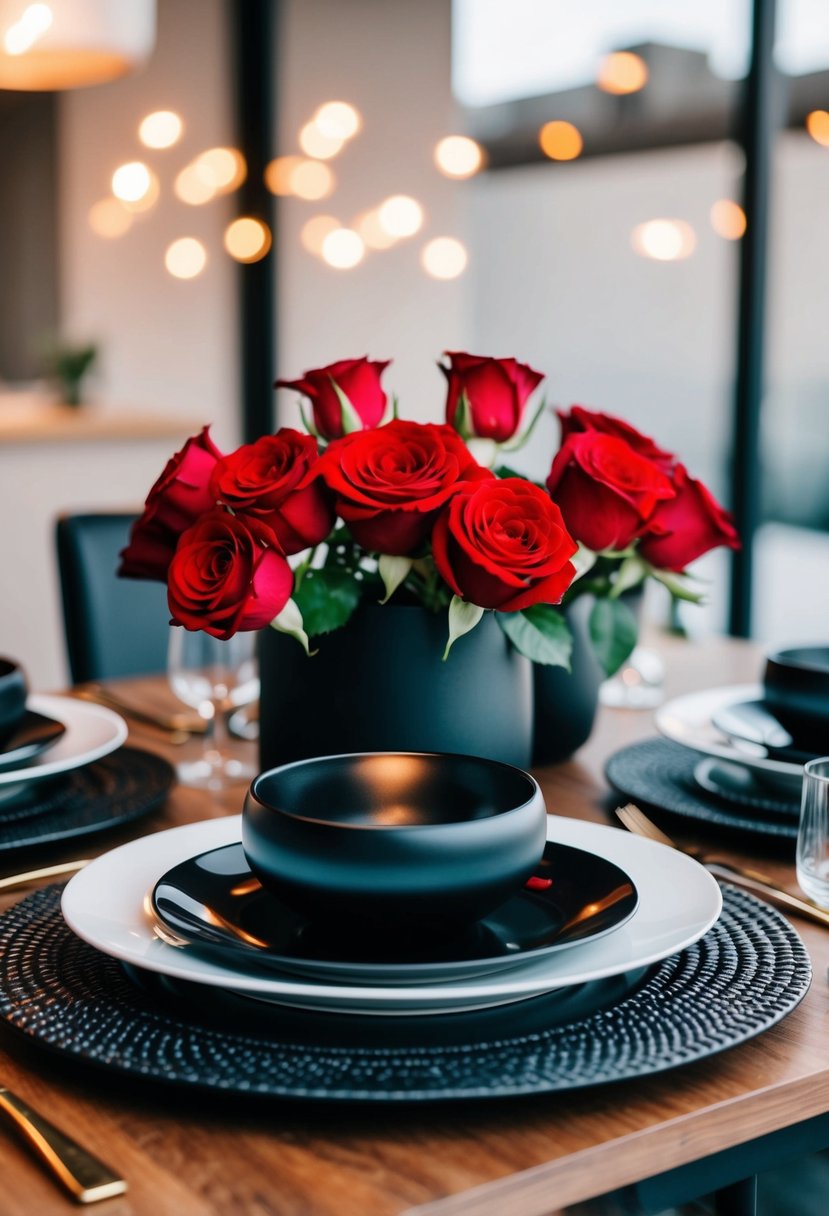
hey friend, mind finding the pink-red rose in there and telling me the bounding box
[119,427,224,581]
[441,351,544,443]
[546,431,675,552]
[638,463,740,571]
[433,478,577,611]
[209,428,334,555]
[558,406,675,471]
[319,419,490,555]
[275,357,391,440]
[167,510,293,639]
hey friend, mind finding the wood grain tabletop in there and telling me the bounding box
[0,630,825,1216]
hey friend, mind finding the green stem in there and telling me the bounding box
[293,545,319,591]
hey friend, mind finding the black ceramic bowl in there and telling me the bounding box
[764,646,829,752]
[242,752,548,935]
[0,658,27,743]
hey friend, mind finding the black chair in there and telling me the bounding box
[55,513,170,684]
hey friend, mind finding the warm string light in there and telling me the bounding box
[539,121,583,161]
[301,215,341,255]
[224,217,272,263]
[421,237,468,279]
[321,228,365,269]
[88,198,133,239]
[597,52,649,95]
[806,110,829,147]
[138,110,183,149]
[434,136,483,179]
[377,195,423,238]
[631,219,696,261]
[710,199,746,240]
[165,238,207,279]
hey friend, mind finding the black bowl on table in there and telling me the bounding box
[242,751,548,937]
[764,646,829,754]
[0,658,27,744]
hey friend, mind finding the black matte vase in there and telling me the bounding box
[531,596,605,765]
[258,604,534,771]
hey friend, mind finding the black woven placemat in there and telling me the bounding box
[605,738,799,841]
[0,884,810,1102]
[0,748,175,851]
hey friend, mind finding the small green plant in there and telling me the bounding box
[46,341,98,407]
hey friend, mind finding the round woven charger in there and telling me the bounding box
[0,884,810,1102]
[0,748,175,849]
[605,738,799,842]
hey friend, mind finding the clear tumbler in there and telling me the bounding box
[796,757,829,907]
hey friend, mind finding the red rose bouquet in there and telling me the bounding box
[119,354,739,674]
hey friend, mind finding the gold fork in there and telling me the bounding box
[615,802,829,929]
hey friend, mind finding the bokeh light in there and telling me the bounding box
[597,52,649,95]
[165,238,207,279]
[321,228,365,269]
[88,198,133,239]
[224,217,272,263]
[539,121,583,161]
[3,3,52,55]
[264,156,304,196]
[175,162,216,205]
[314,101,361,141]
[111,161,152,203]
[631,219,696,261]
[434,135,484,179]
[138,110,183,149]
[710,199,746,240]
[197,147,246,191]
[355,209,397,250]
[806,110,829,147]
[289,159,334,200]
[377,195,423,238]
[421,237,468,279]
[299,121,344,160]
[301,214,341,255]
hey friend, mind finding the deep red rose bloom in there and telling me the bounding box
[433,478,577,611]
[546,432,675,552]
[441,351,544,443]
[319,419,490,555]
[558,406,675,471]
[209,428,334,555]
[638,463,740,571]
[167,510,293,639]
[275,357,391,440]
[119,427,224,581]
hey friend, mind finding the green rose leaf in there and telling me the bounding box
[589,596,638,677]
[270,597,315,656]
[443,596,485,660]
[609,553,649,599]
[378,554,413,604]
[292,567,362,638]
[498,603,573,669]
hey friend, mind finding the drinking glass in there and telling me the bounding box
[598,647,665,710]
[796,757,829,907]
[167,628,260,789]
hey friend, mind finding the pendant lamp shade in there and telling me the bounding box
[0,0,156,90]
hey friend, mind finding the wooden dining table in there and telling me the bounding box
[0,629,827,1216]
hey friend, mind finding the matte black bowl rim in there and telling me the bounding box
[246,751,541,832]
[766,645,829,676]
[0,658,20,680]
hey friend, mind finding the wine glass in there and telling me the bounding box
[167,627,260,789]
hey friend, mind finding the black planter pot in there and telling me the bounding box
[531,596,604,766]
[258,605,534,771]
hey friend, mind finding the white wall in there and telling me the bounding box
[275,0,471,427]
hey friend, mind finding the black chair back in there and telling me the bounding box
[56,513,170,684]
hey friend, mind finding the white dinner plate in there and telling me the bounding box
[61,815,722,1015]
[655,684,803,792]
[0,695,127,788]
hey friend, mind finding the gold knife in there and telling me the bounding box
[0,1087,127,1203]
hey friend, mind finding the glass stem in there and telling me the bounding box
[204,698,230,773]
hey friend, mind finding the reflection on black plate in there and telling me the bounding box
[152,841,639,983]
[0,711,66,775]
[605,738,798,841]
[711,698,815,764]
[0,747,175,851]
[694,757,800,817]
[0,884,810,1102]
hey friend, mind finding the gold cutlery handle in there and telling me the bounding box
[0,860,89,892]
[706,865,829,928]
[0,1087,127,1203]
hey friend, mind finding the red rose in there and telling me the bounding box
[319,419,489,555]
[639,464,740,571]
[546,432,675,552]
[558,406,674,470]
[209,428,334,555]
[167,510,293,639]
[433,479,577,611]
[275,357,391,440]
[441,351,544,442]
[119,427,224,581]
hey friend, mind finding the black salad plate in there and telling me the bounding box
[0,884,810,1103]
[0,747,175,851]
[605,738,798,842]
[152,841,640,984]
[711,697,816,764]
[0,710,66,774]
[693,757,800,817]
